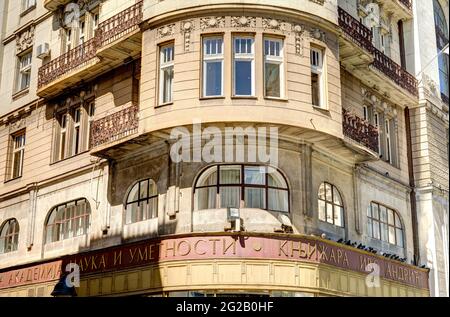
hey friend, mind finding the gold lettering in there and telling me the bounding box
[129,248,138,263]
[114,251,122,266]
[165,241,176,257]
[279,240,288,257]
[290,241,300,257]
[329,249,337,263]
[318,245,328,261]
[194,240,207,255]
[99,255,107,269]
[223,239,236,255]
[177,240,191,256]
[90,256,98,270]
[343,252,350,267]
[138,247,148,262]
[359,256,368,271]
[299,242,308,259]
[149,244,158,260]
[308,244,317,260]
[209,239,220,255]
[337,249,343,264]
[78,259,85,272]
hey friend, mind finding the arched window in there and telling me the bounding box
[318,182,344,227]
[45,198,90,244]
[194,165,289,213]
[0,219,19,254]
[367,202,404,247]
[434,0,449,99]
[125,179,158,224]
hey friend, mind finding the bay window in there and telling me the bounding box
[233,36,255,96]
[264,38,284,98]
[203,36,224,97]
[159,43,174,105]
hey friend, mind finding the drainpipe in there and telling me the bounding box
[405,107,420,265]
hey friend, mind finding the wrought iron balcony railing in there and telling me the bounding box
[372,48,418,97]
[96,1,143,48]
[343,109,379,153]
[338,7,374,53]
[38,38,96,89]
[90,104,139,148]
[38,1,143,90]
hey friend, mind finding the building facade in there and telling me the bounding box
[0,0,447,297]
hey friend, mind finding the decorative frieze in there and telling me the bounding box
[16,26,35,54]
[231,16,256,28]
[293,25,305,56]
[200,16,225,30]
[181,20,195,52]
[262,18,287,32]
[157,24,176,39]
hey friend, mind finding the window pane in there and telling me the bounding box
[372,204,379,220]
[326,202,333,224]
[373,220,380,239]
[389,226,396,244]
[367,218,373,238]
[162,66,173,103]
[394,212,402,228]
[334,206,344,227]
[333,187,342,205]
[244,166,265,185]
[396,228,404,247]
[388,209,395,225]
[380,223,388,242]
[380,205,387,222]
[265,63,280,97]
[205,61,222,96]
[220,166,240,184]
[268,189,288,212]
[221,186,240,208]
[197,187,217,210]
[128,184,139,203]
[148,197,158,218]
[268,172,287,188]
[139,180,148,200]
[318,183,326,200]
[311,72,320,106]
[245,188,265,209]
[318,199,326,221]
[235,61,252,95]
[325,183,332,202]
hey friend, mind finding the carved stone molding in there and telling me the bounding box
[262,18,287,32]
[157,24,176,39]
[16,26,35,54]
[200,17,225,30]
[293,25,305,56]
[181,20,195,52]
[231,16,256,28]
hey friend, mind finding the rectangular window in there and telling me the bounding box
[87,101,95,149]
[385,119,392,164]
[72,107,82,155]
[264,38,284,98]
[233,36,255,96]
[374,111,381,154]
[58,113,68,161]
[17,52,32,91]
[203,37,224,97]
[159,43,174,105]
[79,19,86,45]
[310,47,325,108]
[22,0,36,12]
[65,29,73,53]
[10,131,26,179]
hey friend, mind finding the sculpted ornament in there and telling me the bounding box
[16,26,35,54]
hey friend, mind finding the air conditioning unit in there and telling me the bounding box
[36,43,50,59]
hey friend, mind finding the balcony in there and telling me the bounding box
[37,1,143,98]
[90,104,139,155]
[44,0,71,11]
[338,7,374,70]
[343,109,379,154]
[376,0,413,20]
[338,7,418,106]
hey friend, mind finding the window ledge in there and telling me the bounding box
[50,150,89,166]
[231,96,258,100]
[312,105,330,112]
[199,96,226,101]
[264,96,288,102]
[12,88,30,100]
[4,176,22,184]
[20,4,36,17]
[155,102,173,109]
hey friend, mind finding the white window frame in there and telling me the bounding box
[159,43,174,105]
[17,51,32,92]
[21,0,36,12]
[202,36,224,97]
[79,18,86,45]
[264,37,284,98]
[11,131,26,179]
[59,113,68,161]
[310,47,326,109]
[233,36,255,97]
[87,101,95,149]
[385,118,392,164]
[72,107,82,155]
[65,28,73,53]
